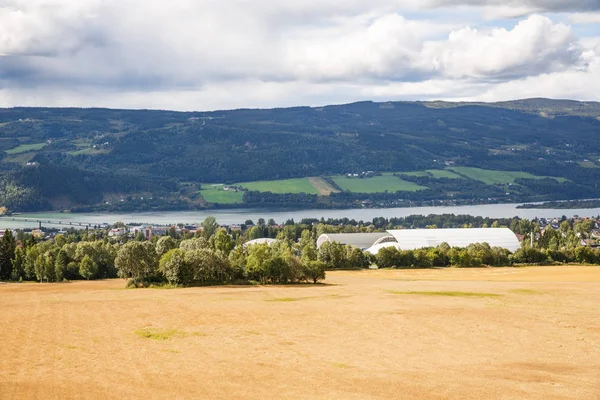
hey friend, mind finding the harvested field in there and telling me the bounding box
[1,266,599,400]
[307,176,339,195]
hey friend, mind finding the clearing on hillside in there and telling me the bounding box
[426,169,464,179]
[331,173,426,193]
[4,143,46,155]
[238,178,319,194]
[307,177,340,195]
[2,266,597,400]
[199,186,244,204]
[449,167,566,185]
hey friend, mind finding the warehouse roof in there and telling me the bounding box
[317,232,396,250]
[385,228,521,252]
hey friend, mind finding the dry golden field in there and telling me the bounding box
[1,266,599,400]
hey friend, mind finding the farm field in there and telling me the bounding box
[307,177,339,195]
[4,143,46,155]
[238,178,319,194]
[1,266,599,400]
[449,167,567,185]
[401,171,430,177]
[426,169,464,179]
[199,186,244,204]
[332,173,427,193]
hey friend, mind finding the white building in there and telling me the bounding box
[317,228,521,255]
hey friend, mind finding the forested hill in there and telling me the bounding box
[1,98,600,211]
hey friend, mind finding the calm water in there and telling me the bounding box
[2,204,600,230]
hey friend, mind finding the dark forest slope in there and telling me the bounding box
[1,98,600,211]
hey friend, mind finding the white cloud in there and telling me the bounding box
[568,12,600,24]
[0,0,598,109]
[422,15,581,79]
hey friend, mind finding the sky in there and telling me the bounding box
[0,0,599,111]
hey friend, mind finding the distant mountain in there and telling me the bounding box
[423,98,600,119]
[1,98,600,211]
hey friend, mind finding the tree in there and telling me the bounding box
[302,260,326,283]
[179,237,209,251]
[135,231,146,242]
[245,243,271,282]
[54,234,67,249]
[184,248,230,284]
[245,226,263,240]
[202,216,219,239]
[11,246,25,281]
[54,249,69,281]
[159,249,187,285]
[318,241,346,270]
[79,255,98,280]
[213,228,235,257]
[155,236,177,257]
[0,229,16,280]
[115,241,158,282]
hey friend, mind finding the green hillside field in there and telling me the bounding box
[331,174,427,193]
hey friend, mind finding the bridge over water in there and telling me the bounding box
[0,216,104,229]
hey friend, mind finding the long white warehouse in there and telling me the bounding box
[384,228,521,253]
[316,228,521,254]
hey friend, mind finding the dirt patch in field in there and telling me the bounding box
[1,266,599,400]
[308,176,339,195]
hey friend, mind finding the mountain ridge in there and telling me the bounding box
[1,98,600,212]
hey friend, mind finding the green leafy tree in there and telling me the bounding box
[11,246,25,281]
[184,248,230,284]
[318,241,346,270]
[179,237,209,251]
[202,216,219,239]
[135,231,146,242]
[0,229,16,280]
[79,255,98,280]
[115,241,158,282]
[155,236,177,257]
[54,234,67,249]
[244,243,272,282]
[213,228,235,257]
[245,226,263,240]
[159,249,187,285]
[302,260,326,283]
[54,249,69,281]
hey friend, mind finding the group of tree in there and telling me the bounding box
[1,213,599,285]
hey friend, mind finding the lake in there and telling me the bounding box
[2,203,600,230]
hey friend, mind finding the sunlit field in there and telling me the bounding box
[1,266,599,400]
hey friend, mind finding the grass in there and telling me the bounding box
[266,296,316,302]
[200,186,244,204]
[578,161,599,169]
[401,171,430,177]
[5,143,46,155]
[390,291,501,298]
[426,169,464,179]
[1,152,36,164]
[238,178,319,194]
[509,289,544,295]
[331,173,426,193]
[135,328,185,340]
[449,167,566,185]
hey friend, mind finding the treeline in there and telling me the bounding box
[0,223,329,286]
[374,243,600,268]
[1,214,599,286]
[518,199,600,210]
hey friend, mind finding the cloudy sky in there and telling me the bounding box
[1,0,599,110]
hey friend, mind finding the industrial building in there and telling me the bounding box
[317,228,521,254]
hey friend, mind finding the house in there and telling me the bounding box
[108,228,127,237]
